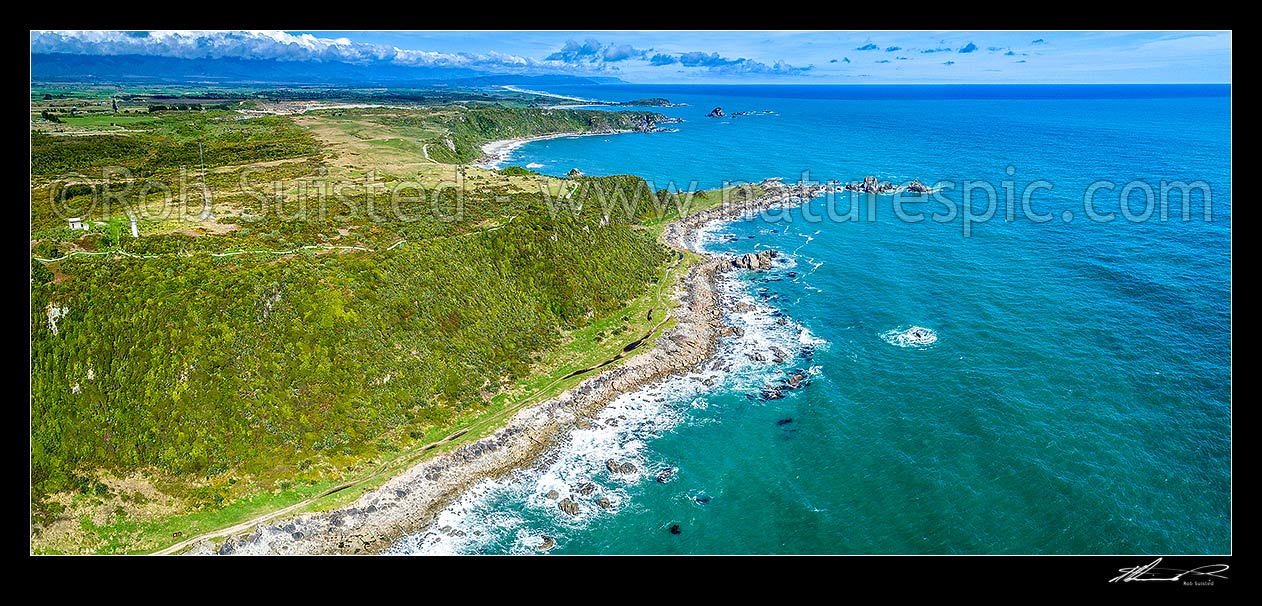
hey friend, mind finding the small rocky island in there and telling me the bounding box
[614,97,686,107]
[705,106,774,118]
[842,176,933,194]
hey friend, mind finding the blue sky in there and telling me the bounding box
[31,30,1232,84]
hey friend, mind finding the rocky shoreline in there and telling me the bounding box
[191,179,819,555]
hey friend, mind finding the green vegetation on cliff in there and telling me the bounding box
[378,105,659,164]
[30,91,690,552]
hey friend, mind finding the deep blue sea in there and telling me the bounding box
[391,84,1231,554]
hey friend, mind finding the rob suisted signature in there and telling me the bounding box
[1110,558,1229,583]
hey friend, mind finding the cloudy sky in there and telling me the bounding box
[30,30,1232,84]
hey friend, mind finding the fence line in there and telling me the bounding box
[34,239,406,264]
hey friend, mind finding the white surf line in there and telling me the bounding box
[498,85,607,104]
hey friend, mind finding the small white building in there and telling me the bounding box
[68,217,88,231]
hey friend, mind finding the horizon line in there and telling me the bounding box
[603,81,1232,86]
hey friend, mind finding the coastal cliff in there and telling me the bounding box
[194,180,818,555]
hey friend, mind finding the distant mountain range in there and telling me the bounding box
[30,53,617,87]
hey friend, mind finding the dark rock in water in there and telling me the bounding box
[619,462,638,474]
[732,250,780,271]
[669,524,682,535]
[749,352,767,362]
[538,536,555,551]
[732,252,757,270]
[558,498,580,516]
[606,459,620,473]
[776,318,788,326]
[597,497,612,509]
[777,418,794,426]
[844,175,902,194]
[706,106,725,118]
[785,370,808,389]
[576,482,596,496]
[607,459,636,474]
[905,179,932,193]
[761,386,785,400]
[656,468,675,483]
[217,540,236,555]
[606,418,620,427]
[546,489,560,500]
[694,494,711,504]
[703,376,717,387]
[787,271,798,278]
[291,531,304,540]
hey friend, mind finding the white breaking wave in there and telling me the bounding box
[498,85,605,103]
[879,325,939,349]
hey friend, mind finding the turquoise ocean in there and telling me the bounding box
[389,84,1231,554]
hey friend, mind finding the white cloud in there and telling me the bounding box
[30,30,536,71]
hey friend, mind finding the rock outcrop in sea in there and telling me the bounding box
[706,107,725,118]
[842,176,934,194]
[843,175,898,194]
[905,179,932,193]
[731,249,779,270]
